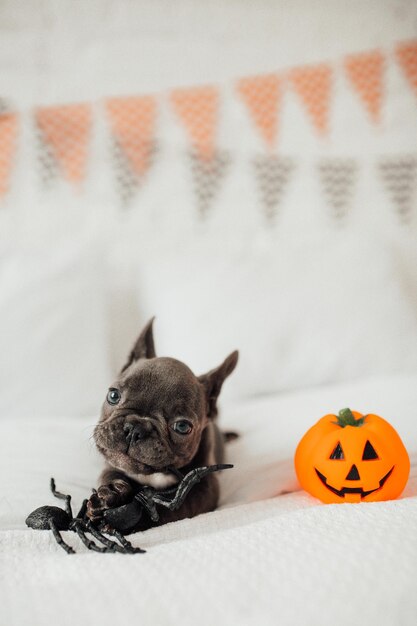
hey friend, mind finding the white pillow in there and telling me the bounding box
[133,231,417,401]
[0,242,111,418]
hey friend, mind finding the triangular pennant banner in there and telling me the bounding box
[189,149,230,217]
[105,96,157,205]
[395,41,417,99]
[237,74,282,150]
[35,103,92,184]
[0,110,18,198]
[344,50,385,123]
[171,86,218,161]
[105,96,157,176]
[378,156,417,222]
[253,155,295,220]
[289,63,332,135]
[111,137,158,207]
[318,159,357,220]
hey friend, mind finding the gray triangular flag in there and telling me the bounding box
[318,158,357,221]
[189,150,230,217]
[378,156,417,223]
[253,155,295,221]
[36,124,59,187]
[111,138,157,207]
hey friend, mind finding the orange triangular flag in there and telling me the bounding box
[0,111,18,197]
[170,86,218,161]
[344,50,385,123]
[289,63,332,135]
[237,74,281,149]
[395,41,417,99]
[105,96,157,176]
[36,103,92,184]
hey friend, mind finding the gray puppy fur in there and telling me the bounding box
[87,318,238,531]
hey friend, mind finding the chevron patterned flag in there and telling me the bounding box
[253,155,295,221]
[378,155,417,223]
[318,159,358,221]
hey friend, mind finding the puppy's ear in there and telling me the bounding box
[121,317,156,372]
[198,350,239,419]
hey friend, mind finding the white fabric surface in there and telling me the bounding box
[0,240,111,418]
[1,373,417,626]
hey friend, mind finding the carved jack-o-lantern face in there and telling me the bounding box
[295,409,410,504]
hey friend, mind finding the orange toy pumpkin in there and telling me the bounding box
[294,408,410,504]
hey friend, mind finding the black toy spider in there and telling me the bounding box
[26,464,233,554]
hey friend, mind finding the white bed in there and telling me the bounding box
[2,373,417,626]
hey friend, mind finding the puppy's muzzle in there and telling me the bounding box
[123,419,155,445]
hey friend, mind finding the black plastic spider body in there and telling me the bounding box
[26,479,142,554]
[26,464,233,554]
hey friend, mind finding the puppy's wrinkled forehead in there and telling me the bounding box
[120,357,202,415]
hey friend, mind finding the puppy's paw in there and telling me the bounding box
[86,480,133,523]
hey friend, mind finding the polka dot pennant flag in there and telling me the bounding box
[289,63,333,136]
[344,50,385,123]
[0,107,18,199]
[378,155,417,223]
[35,103,92,185]
[237,74,282,150]
[395,41,417,101]
[253,155,295,221]
[105,96,157,205]
[318,158,358,221]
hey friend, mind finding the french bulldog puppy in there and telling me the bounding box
[87,318,238,532]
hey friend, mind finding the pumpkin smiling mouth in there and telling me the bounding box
[315,466,394,499]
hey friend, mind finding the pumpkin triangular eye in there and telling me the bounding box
[362,440,379,460]
[329,442,344,460]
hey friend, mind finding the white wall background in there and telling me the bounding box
[1,0,416,104]
[1,0,416,417]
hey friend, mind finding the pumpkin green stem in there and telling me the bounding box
[335,408,366,428]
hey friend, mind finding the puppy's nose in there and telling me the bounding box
[123,420,153,444]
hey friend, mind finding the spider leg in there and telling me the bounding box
[84,522,127,553]
[134,490,160,522]
[76,499,88,519]
[73,522,110,553]
[153,464,233,511]
[49,519,75,554]
[107,528,146,554]
[50,478,73,519]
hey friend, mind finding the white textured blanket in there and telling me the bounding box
[1,374,417,626]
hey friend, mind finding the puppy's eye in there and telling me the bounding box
[107,388,121,405]
[172,420,193,435]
